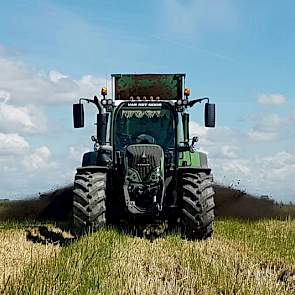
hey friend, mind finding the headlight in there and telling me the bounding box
[148,167,161,182]
[127,168,141,182]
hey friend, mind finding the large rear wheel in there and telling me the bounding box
[73,168,107,230]
[181,172,215,240]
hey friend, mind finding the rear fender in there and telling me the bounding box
[177,166,211,175]
[178,150,210,169]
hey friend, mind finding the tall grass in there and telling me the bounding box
[2,219,295,294]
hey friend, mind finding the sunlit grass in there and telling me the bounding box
[1,219,295,294]
[215,218,295,264]
[0,227,59,292]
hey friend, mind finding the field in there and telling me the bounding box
[1,186,295,294]
[0,218,294,295]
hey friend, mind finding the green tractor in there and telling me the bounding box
[72,74,216,239]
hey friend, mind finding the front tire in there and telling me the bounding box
[73,169,107,230]
[181,172,215,240]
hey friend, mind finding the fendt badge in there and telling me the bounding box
[127,102,162,107]
[137,151,150,167]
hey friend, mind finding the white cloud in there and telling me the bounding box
[257,94,286,106]
[49,70,68,82]
[247,130,277,141]
[220,145,239,159]
[255,114,282,132]
[0,55,106,106]
[69,145,89,162]
[0,133,30,155]
[190,121,208,138]
[0,102,47,134]
[253,152,295,199]
[0,132,63,198]
[190,121,244,148]
[0,90,11,103]
[0,134,56,172]
[0,48,107,198]
[221,159,251,176]
[22,146,56,171]
[245,113,287,142]
[259,151,295,174]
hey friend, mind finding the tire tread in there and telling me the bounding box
[73,169,107,230]
[181,172,215,240]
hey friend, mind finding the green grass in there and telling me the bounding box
[1,219,295,294]
[216,219,295,264]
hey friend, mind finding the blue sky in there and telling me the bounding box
[0,0,294,202]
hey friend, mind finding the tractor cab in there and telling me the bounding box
[114,101,175,153]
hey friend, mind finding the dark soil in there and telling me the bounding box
[0,184,294,222]
[213,184,294,219]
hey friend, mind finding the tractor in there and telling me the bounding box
[72,74,215,239]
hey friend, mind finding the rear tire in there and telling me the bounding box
[73,169,107,230]
[181,172,215,240]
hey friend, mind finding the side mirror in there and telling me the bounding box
[73,103,84,128]
[205,103,215,127]
[182,113,189,142]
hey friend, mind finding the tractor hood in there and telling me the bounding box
[123,144,165,214]
[125,144,164,183]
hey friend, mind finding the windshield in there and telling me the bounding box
[114,103,175,152]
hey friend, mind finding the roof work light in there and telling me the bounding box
[184,88,190,97]
[101,87,107,96]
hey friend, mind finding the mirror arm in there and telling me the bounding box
[79,96,104,114]
[188,97,209,107]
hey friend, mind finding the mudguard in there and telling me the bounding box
[178,150,210,170]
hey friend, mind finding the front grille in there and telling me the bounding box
[126,144,163,181]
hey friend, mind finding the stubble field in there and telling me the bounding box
[0,218,294,295]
